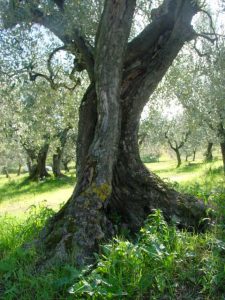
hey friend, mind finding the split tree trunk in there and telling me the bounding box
[33,0,209,268]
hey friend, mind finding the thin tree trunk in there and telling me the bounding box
[175,149,182,168]
[192,149,196,161]
[52,128,70,178]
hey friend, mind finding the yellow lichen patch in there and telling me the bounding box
[92,183,112,201]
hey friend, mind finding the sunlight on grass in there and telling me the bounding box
[146,158,224,184]
[0,159,224,217]
[0,174,75,216]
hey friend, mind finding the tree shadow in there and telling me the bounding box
[176,162,204,173]
[204,165,224,176]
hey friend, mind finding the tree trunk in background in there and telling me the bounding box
[29,142,50,180]
[17,162,22,176]
[52,128,70,178]
[53,151,63,178]
[220,142,225,175]
[175,148,182,168]
[26,157,32,176]
[31,0,209,268]
[204,142,213,162]
[192,148,196,161]
[62,160,70,172]
[3,167,10,179]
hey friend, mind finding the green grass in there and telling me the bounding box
[0,174,75,216]
[146,158,224,186]
[0,159,224,299]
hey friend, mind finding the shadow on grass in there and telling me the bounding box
[176,162,204,173]
[204,165,224,176]
[151,162,205,174]
[0,175,76,204]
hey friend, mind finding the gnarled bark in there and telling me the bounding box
[33,0,209,269]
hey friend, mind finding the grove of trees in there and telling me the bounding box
[0,0,224,268]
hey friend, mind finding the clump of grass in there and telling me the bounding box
[0,202,54,258]
[69,210,225,299]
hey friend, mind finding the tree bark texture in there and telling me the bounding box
[9,0,209,267]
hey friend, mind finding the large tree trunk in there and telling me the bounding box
[37,0,137,267]
[32,0,208,268]
[204,142,213,162]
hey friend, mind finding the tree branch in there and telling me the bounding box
[3,1,94,80]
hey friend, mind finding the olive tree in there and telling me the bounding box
[0,0,212,267]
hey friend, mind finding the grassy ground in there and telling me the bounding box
[0,173,75,216]
[0,158,223,217]
[0,159,224,299]
[147,158,224,185]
